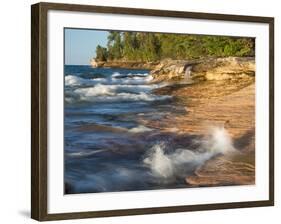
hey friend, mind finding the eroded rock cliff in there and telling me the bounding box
[151,57,255,82]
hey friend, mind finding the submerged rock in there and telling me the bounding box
[185,153,255,187]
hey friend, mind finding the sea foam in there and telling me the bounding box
[129,125,153,133]
[143,127,235,179]
[65,70,168,104]
[71,84,171,102]
[65,75,85,86]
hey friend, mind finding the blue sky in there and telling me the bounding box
[65,28,109,65]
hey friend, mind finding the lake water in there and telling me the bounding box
[64,65,219,194]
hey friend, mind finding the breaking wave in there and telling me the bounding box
[65,71,169,103]
[112,72,149,78]
[143,127,236,179]
[72,89,171,102]
[66,149,107,158]
[129,125,153,133]
[65,72,152,87]
[65,75,86,86]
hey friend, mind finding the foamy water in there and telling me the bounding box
[65,70,168,103]
[64,65,235,194]
[143,127,235,179]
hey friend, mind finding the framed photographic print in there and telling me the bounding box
[31,2,274,221]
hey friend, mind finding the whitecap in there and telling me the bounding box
[72,84,171,102]
[74,84,116,99]
[111,75,153,85]
[91,77,107,82]
[112,72,149,78]
[66,149,106,158]
[111,72,123,77]
[100,92,171,102]
[65,75,108,87]
[65,75,85,86]
[129,125,153,133]
[143,127,236,179]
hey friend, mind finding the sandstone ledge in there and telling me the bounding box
[91,57,255,83]
[185,152,255,187]
[145,81,255,187]
[150,57,255,82]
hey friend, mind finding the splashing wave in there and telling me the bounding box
[143,127,236,179]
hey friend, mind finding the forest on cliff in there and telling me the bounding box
[95,31,255,62]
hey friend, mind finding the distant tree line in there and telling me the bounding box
[95,31,255,62]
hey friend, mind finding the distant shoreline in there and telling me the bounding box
[91,59,159,70]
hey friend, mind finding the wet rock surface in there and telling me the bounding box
[90,56,256,188]
[148,73,255,187]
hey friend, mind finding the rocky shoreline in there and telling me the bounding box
[150,57,255,82]
[149,81,256,187]
[92,57,255,83]
[93,56,256,187]
[151,57,255,187]
[91,58,158,70]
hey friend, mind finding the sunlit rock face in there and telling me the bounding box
[150,57,255,82]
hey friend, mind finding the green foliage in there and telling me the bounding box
[95,31,254,62]
[107,32,123,60]
[95,45,108,61]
